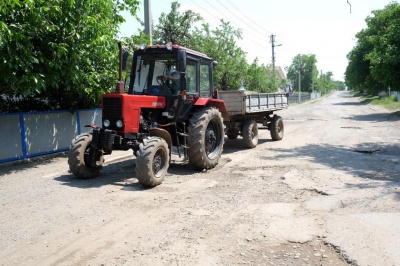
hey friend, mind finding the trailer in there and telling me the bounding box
[218,90,289,148]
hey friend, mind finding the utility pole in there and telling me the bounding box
[298,55,301,103]
[270,34,282,70]
[312,67,314,94]
[144,0,152,44]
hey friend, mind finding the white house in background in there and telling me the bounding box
[275,66,286,80]
[274,66,292,93]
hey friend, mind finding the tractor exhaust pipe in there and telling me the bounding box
[116,42,124,94]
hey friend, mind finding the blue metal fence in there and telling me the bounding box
[0,108,101,164]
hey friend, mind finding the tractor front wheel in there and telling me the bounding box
[135,137,170,187]
[68,133,104,179]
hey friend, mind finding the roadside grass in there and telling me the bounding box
[371,95,400,108]
[350,91,400,116]
[360,94,400,116]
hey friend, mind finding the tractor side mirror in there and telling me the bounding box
[177,50,186,72]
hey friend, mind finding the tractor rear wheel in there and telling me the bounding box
[187,107,224,170]
[135,137,170,187]
[242,119,258,148]
[270,115,284,141]
[68,133,104,179]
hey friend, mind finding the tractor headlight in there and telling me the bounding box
[103,119,110,128]
[116,120,123,128]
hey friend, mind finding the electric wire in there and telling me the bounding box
[224,0,273,35]
[162,0,299,68]
[200,0,268,49]
[214,0,268,40]
[212,0,298,66]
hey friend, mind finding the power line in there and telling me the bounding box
[185,0,221,21]
[224,0,273,35]
[212,0,300,67]
[202,0,267,49]
[215,0,268,39]
[168,0,299,67]
[182,0,269,53]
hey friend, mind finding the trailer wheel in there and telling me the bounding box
[135,137,170,187]
[270,115,284,141]
[68,133,104,179]
[187,107,224,170]
[242,119,258,148]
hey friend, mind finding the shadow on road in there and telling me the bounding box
[346,112,400,123]
[333,102,366,106]
[222,138,273,154]
[0,153,68,177]
[265,142,400,183]
[55,154,201,190]
[55,159,140,189]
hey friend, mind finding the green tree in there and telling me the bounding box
[317,71,335,93]
[286,54,317,93]
[244,59,281,93]
[334,80,346,91]
[245,58,266,92]
[345,2,400,94]
[191,20,248,90]
[153,1,202,47]
[0,0,139,112]
[345,38,381,94]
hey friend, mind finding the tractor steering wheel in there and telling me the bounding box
[156,75,166,85]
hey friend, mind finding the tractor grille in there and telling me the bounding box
[103,97,122,118]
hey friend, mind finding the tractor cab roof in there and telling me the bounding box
[137,43,212,61]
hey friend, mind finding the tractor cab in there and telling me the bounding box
[127,43,217,99]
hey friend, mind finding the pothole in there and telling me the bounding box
[267,239,354,265]
[341,126,362,129]
[224,238,353,265]
[353,149,381,154]
[303,188,330,196]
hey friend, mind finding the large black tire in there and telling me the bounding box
[135,137,170,187]
[242,119,258,148]
[68,133,104,179]
[270,115,284,141]
[187,107,224,170]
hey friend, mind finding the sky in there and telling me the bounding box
[119,0,398,81]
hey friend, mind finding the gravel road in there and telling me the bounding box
[1,91,399,266]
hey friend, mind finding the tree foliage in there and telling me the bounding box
[0,0,139,112]
[153,1,202,47]
[287,54,343,93]
[243,59,281,93]
[317,71,335,92]
[345,2,400,94]
[286,54,317,93]
[190,20,248,90]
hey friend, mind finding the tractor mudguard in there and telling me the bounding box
[149,128,173,160]
[194,98,227,112]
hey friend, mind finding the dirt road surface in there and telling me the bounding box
[1,91,399,266]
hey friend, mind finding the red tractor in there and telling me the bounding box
[68,43,227,187]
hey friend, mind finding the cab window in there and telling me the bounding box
[186,59,197,94]
[200,62,211,97]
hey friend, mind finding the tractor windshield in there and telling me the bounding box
[132,54,180,96]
